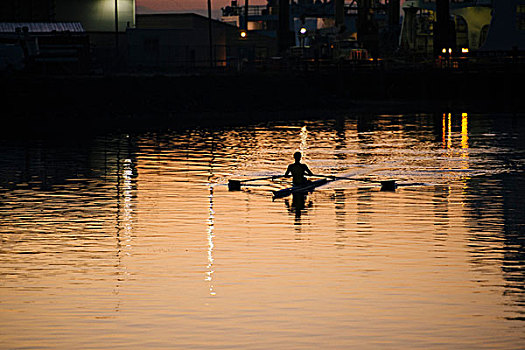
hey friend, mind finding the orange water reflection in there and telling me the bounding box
[0,114,522,349]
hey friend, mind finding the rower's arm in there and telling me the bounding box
[304,164,314,176]
[284,165,292,177]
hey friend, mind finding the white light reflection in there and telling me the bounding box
[114,155,134,311]
[300,125,308,156]
[206,185,216,296]
[122,158,134,242]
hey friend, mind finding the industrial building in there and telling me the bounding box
[400,0,525,55]
[482,0,525,51]
[0,0,135,32]
[0,22,89,73]
[128,13,277,70]
[1,0,523,73]
[0,0,135,70]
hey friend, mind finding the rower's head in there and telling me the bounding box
[293,151,302,162]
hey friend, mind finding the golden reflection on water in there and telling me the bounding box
[0,114,523,349]
[461,113,469,150]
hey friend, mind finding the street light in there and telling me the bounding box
[298,27,307,48]
[115,0,119,56]
[240,30,247,38]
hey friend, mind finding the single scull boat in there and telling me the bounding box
[272,178,330,199]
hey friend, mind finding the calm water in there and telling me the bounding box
[0,113,523,349]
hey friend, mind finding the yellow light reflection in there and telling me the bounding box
[461,113,469,149]
[447,113,452,149]
[460,113,470,189]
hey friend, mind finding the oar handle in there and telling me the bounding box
[228,175,285,191]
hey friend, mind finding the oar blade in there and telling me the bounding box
[228,179,242,191]
[380,180,396,191]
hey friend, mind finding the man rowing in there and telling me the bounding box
[284,151,314,186]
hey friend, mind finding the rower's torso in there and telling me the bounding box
[287,163,309,185]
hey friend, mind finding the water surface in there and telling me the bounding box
[0,113,523,349]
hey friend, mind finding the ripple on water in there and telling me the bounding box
[0,114,523,349]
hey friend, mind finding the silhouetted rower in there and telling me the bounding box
[285,151,314,186]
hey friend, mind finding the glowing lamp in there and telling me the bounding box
[448,48,452,54]
[442,48,447,54]
[462,48,469,53]
[240,30,247,38]
[299,27,307,35]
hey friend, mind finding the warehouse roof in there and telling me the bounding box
[0,22,85,33]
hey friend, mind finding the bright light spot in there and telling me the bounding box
[240,30,247,38]
[461,48,469,53]
[442,48,447,54]
[299,27,307,35]
[448,48,452,54]
[461,113,469,150]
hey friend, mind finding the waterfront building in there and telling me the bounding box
[128,13,277,71]
[0,22,90,73]
[0,0,136,68]
[0,0,135,32]
[220,1,401,58]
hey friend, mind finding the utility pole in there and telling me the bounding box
[208,0,214,67]
[278,0,291,54]
[244,0,249,30]
[434,0,450,57]
[115,0,119,57]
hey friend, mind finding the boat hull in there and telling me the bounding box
[272,178,328,199]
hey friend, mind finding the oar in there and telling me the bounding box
[228,175,285,191]
[316,174,397,191]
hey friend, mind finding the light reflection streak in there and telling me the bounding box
[447,113,452,149]
[206,134,217,297]
[442,113,447,148]
[206,185,216,296]
[300,125,308,156]
[114,150,135,312]
[122,158,134,242]
[461,113,469,150]
[441,113,471,195]
[460,113,470,193]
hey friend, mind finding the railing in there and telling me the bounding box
[222,5,269,17]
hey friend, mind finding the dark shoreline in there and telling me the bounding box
[3,69,524,134]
